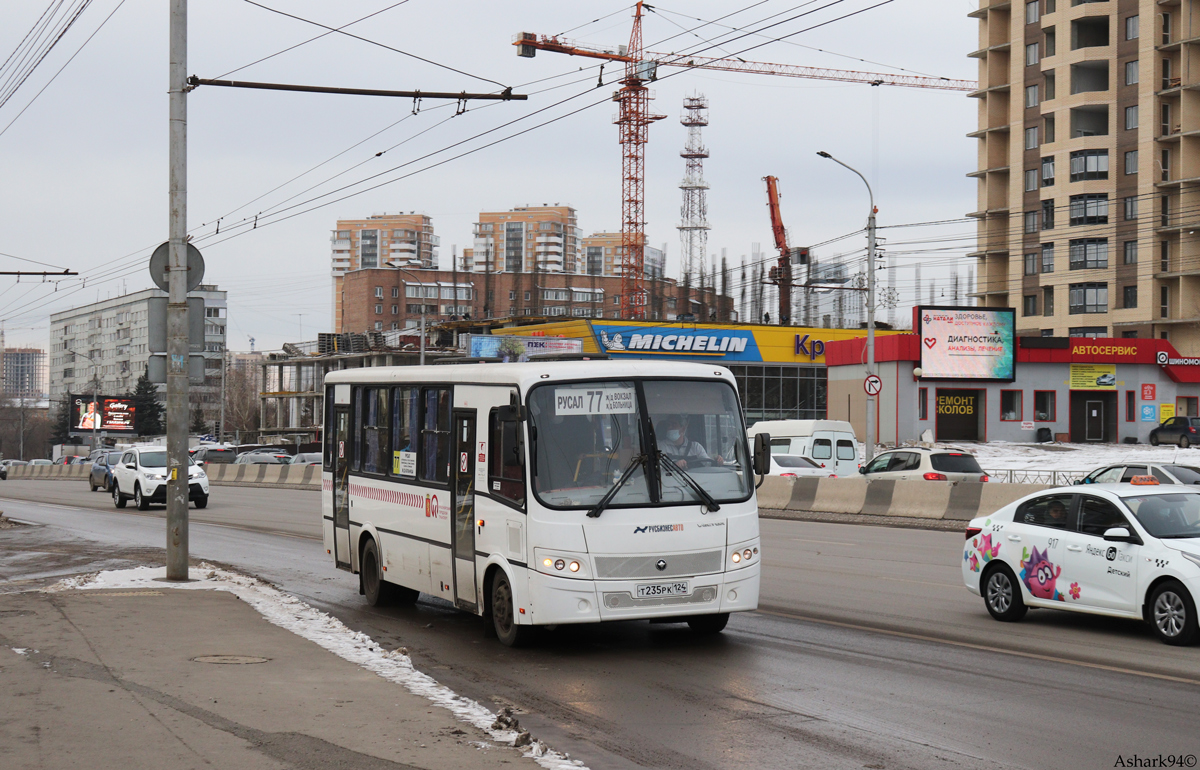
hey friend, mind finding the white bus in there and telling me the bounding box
[321,359,764,645]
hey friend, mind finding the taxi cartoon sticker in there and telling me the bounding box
[964,530,1002,573]
[1020,546,1067,601]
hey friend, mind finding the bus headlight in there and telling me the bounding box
[729,542,758,570]
[534,548,590,579]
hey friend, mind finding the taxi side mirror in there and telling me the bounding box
[1102,526,1139,544]
[752,433,771,477]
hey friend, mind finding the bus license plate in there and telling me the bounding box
[636,582,689,598]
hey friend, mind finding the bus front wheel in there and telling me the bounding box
[491,570,533,647]
[687,613,730,635]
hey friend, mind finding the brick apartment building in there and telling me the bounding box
[338,268,732,333]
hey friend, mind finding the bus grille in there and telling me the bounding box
[593,550,723,579]
[602,585,718,609]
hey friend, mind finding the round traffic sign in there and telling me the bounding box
[863,374,883,396]
[149,242,205,293]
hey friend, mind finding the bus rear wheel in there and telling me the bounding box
[687,613,730,635]
[491,570,533,647]
[361,539,393,607]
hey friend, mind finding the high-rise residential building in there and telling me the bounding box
[971,0,1200,348]
[48,286,227,429]
[1,348,46,401]
[331,213,438,330]
[580,233,665,278]
[470,206,581,274]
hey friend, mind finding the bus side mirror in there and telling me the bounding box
[752,433,771,477]
[497,404,527,422]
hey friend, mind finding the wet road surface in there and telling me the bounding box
[2,483,1198,769]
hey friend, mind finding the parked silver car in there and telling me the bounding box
[859,447,989,482]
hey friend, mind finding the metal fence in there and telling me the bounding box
[982,469,1085,486]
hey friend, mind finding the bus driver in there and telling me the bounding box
[657,417,722,469]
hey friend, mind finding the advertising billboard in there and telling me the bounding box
[465,335,583,362]
[70,395,137,433]
[918,307,1016,381]
[1069,363,1117,390]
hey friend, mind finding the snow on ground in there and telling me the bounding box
[43,565,587,770]
[945,441,1200,473]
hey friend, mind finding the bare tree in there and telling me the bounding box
[223,366,260,440]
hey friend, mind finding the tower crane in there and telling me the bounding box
[515,6,977,321]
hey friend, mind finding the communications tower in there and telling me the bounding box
[678,94,710,306]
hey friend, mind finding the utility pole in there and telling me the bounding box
[166,0,189,581]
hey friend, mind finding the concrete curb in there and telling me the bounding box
[759,476,1049,522]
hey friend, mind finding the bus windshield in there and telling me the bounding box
[528,378,751,509]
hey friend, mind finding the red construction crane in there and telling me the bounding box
[515,12,977,321]
[764,175,790,324]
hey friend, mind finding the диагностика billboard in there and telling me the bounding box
[918,307,1016,381]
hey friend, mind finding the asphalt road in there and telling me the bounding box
[2,480,1198,769]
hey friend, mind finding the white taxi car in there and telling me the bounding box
[112,446,210,510]
[962,477,1200,645]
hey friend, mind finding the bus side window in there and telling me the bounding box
[421,387,451,484]
[323,385,335,470]
[352,386,363,472]
[361,387,389,475]
[489,407,525,508]
[390,387,418,478]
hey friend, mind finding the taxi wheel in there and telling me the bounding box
[983,564,1027,622]
[1149,581,1199,646]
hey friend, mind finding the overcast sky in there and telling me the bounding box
[0,0,979,352]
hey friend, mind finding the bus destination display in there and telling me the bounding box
[554,387,637,415]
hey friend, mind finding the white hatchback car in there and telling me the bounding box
[963,479,1200,645]
[768,454,837,478]
[112,446,210,510]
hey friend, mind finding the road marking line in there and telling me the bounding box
[754,607,1200,687]
[875,575,962,588]
[789,538,859,546]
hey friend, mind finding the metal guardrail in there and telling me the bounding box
[982,469,1085,486]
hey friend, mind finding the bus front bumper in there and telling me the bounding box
[526,563,760,625]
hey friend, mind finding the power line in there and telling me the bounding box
[0,0,92,112]
[242,0,510,89]
[0,0,126,140]
[214,0,414,80]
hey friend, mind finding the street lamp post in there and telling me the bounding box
[817,151,878,464]
[392,262,427,365]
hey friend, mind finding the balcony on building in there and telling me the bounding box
[1070,105,1109,137]
[1071,16,1109,50]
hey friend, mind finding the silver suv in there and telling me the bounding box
[859,447,988,482]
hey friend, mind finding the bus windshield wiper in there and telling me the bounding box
[587,453,646,519]
[656,451,720,513]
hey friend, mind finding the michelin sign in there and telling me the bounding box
[596,324,760,360]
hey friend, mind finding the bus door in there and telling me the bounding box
[332,404,352,569]
[452,410,478,611]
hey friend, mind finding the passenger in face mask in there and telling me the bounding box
[656,417,721,469]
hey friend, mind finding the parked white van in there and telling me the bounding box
[747,420,860,477]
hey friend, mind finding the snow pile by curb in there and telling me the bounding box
[43,564,586,770]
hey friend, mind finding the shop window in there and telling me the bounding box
[918,388,928,420]
[1001,390,1023,421]
[1179,397,1199,417]
[1034,391,1056,421]
[1126,390,1136,422]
